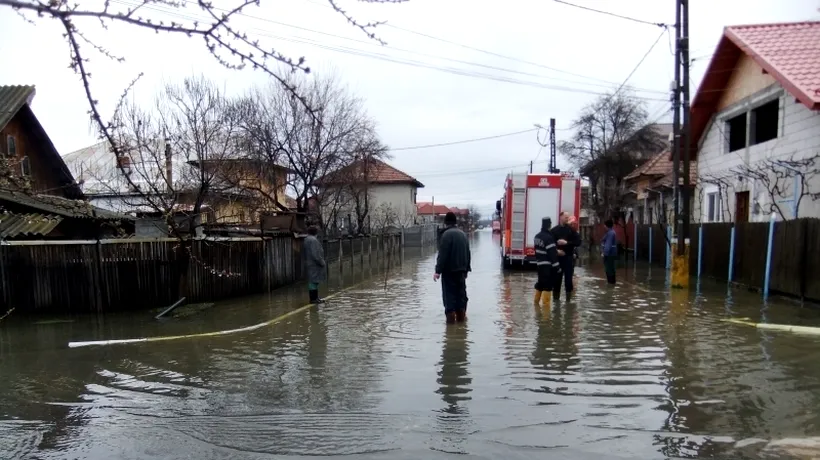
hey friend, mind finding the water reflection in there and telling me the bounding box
[434,323,472,453]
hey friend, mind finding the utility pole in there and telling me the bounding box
[529,161,533,173]
[548,118,559,174]
[680,0,692,256]
[671,0,682,252]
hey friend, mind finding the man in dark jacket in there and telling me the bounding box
[303,226,327,304]
[551,211,581,301]
[533,217,561,307]
[601,219,618,284]
[434,212,471,324]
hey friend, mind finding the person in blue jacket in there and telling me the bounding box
[601,219,618,284]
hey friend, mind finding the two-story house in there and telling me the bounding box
[313,158,424,231]
[0,85,132,240]
[63,141,295,232]
[692,21,820,223]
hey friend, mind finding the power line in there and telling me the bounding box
[112,0,668,98]
[112,0,668,102]
[609,27,669,101]
[383,24,664,93]
[409,160,547,178]
[390,128,537,151]
[552,0,670,28]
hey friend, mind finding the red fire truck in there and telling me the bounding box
[496,172,581,268]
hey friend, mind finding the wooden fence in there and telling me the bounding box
[0,234,402,315]
[630,218,820,302]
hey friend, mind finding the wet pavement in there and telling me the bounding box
[4,231,820,459]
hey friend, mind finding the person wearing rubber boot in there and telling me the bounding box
[303,225,327,304]
[601,219,618,285]
[434,212,471,324]
[533,217,561,307]
[551,211,581,301]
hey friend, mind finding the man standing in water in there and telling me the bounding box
[533,217,561,306]
[303,225,327,304]
[551,211,581,301]
[434,212,472,324]
[602,219,618,284]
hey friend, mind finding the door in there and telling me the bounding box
[526,187,560,247]
[735,191,750,222]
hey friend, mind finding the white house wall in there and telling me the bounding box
[695,78,820,222]
[322,183,419,228]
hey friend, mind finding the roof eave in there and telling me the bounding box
[723,27,819,111]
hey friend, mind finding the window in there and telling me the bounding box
[706,192,722,222]
[20,156,31,177]
[5,135,16,157]
[726,113,747,152]
[750,99,779,145]
[116,155,132,175]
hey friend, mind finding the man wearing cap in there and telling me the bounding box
[433,211,472,324]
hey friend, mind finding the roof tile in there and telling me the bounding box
[726,21,820,108]
[315,159,424,187]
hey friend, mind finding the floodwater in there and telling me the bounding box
[3,232,820,459]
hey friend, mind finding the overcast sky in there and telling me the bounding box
[1,0,816,216]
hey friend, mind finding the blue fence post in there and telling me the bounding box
[763,212,777,300]
[666,226,672,270]
[649,226,653,264]
[728,225,736,282]
[697,224,703,278]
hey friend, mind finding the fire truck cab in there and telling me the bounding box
[497,172,580,268]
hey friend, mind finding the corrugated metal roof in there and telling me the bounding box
[0,85,36,131]
[0,212,62,238]
[0,190,133,221]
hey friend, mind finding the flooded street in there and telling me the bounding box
[4,232,820,459]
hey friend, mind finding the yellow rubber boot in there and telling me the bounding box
[533,290,542,305]
[540,291,552,307]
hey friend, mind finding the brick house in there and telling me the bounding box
[691,21,820,222]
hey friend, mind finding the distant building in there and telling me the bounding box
[313,158,423,232]
[416,202,451,226]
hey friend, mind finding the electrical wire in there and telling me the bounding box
[382,24,664,93]
[389,128,537,151]
[408,160,548,178]
[109,0,669,101]
[552,0,671,28]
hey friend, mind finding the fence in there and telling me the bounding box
[630,218,820,302]
[402,224,438,248]
[0,233,407,315]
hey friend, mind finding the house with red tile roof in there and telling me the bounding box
[313,158,424,231]
[622,149,697,226]
[416,202,450,225]
[691,21,820,223]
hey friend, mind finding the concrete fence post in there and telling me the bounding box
[728,225,736,283]
[697,224,704,279]
[339,239,343,275]
[634,221,638,264]
[763,212,776,300]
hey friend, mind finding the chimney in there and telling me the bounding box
[164,139,173,192]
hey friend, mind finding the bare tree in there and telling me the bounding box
[1,0,404,189]
[560,91,667,219]
[238,73,386,233]
[699,171,735,223]
[731,153,820,220]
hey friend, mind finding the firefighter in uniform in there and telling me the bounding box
[533,217,561,306]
